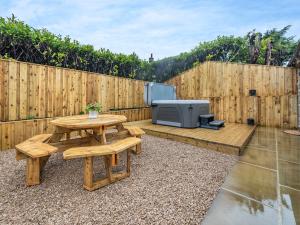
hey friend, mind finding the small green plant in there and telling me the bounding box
[26,115,35,120]
[79,111,85,115]
[85,102,102,113]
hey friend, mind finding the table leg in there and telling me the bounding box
[99,126,107,144]
[116,123,125,132]
[112,154,118,166]
[112,123,126,166]
[98,126,118,165]
[49,126,71,143]
[66,132,71,140]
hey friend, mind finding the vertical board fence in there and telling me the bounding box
[166,61,298,128]
[0,59,146,121]
[1,59,298,149]
[0,59,150,150]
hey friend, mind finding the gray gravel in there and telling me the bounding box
[0,135,237,225]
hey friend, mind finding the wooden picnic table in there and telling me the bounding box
[16,114,145,187]
[50,114,128,165]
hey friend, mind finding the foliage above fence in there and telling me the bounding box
[0,15,151,80]
[1,15,298,83]
[154,27,298,81]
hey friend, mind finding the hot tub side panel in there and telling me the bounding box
[152,103,209,128]
[152,104,183,127]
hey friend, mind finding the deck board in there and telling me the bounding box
[125,120,256,155]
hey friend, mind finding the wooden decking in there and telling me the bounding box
[125,120,256,155]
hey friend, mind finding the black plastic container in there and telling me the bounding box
[249,89,256,96]
[247,118,255,125]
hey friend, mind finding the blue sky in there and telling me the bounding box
[0,0,299,60]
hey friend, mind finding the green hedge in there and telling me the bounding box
[0,15,297,82]
[0,15,150,80]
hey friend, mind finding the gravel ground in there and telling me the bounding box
[0,135,237,225]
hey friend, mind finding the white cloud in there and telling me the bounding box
[4,0,51,21]
[1,0,299,59]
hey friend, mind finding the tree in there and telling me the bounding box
[260,25,296,65]
[247,30,262,64]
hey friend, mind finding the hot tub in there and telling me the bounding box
[151,99,209,128]
[144,83,210,128]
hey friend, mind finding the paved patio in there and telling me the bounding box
[202,126,300,225]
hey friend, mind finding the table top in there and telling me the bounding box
[50,114,127,129]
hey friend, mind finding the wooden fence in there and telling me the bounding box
[1,59,298,150]
[166,61,298,128]
[0,107,151,150]
[0,59,146,121]
[0,59,151,150]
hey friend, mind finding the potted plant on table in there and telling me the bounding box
[85,102,102,119]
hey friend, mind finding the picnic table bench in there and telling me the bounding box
[64,137,141,191]
[15,134,56,185]
[15,114,145,190]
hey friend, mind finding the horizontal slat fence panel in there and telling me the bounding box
[0,107,151,151]
[0,59,147,121]
[166,61,298,128]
